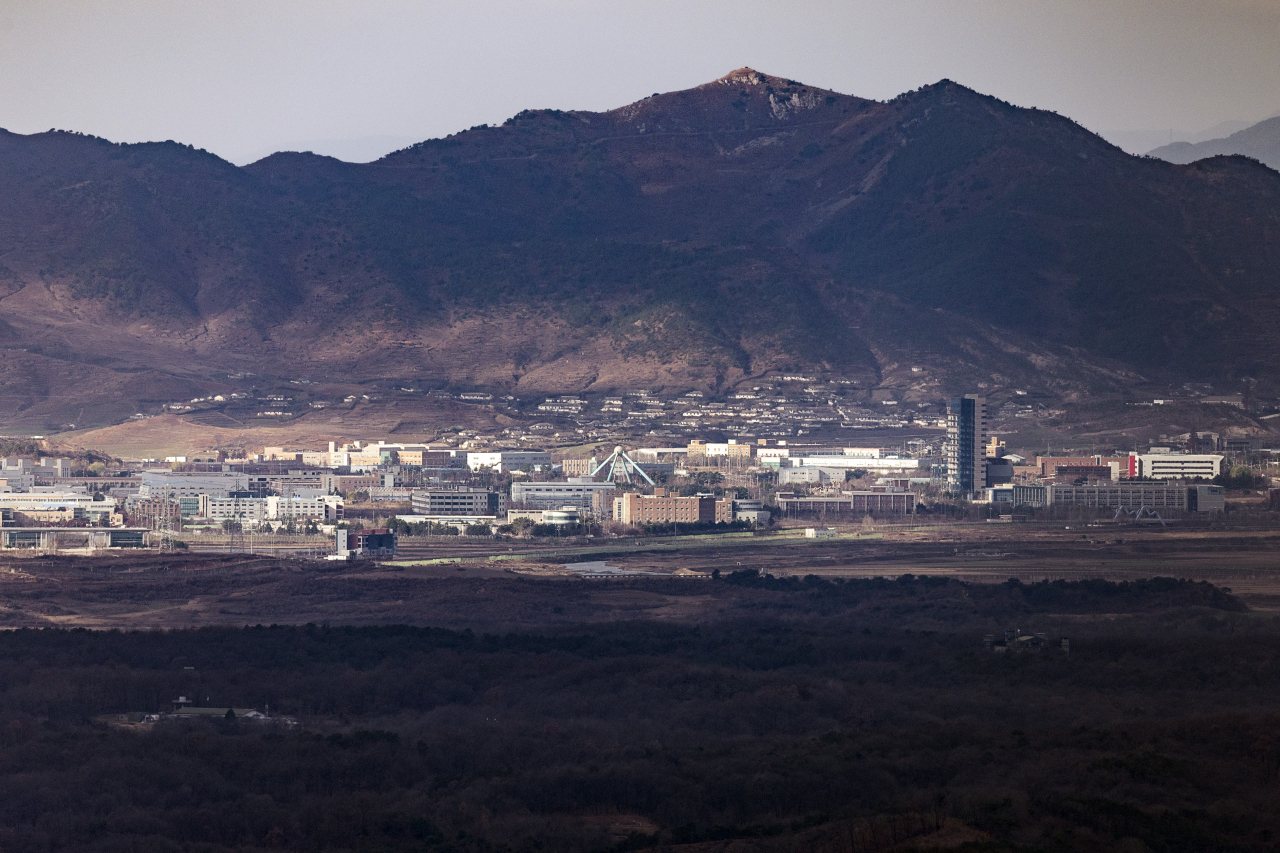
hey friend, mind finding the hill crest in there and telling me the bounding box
[0,71,1279,431]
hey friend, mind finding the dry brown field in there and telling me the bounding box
[4,524,1280,629]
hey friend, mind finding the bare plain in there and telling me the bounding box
[5,524,1280,630]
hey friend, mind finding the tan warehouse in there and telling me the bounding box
[614,490,731,525]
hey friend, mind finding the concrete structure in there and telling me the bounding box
[1189,485,1226,512]
[985,484,1049,507]
[947,395,988,495]
[276,440,458,469]
[786,456,922,473]
[778,466,838,485]
[466,451,551,472]
[2,457,70,480]
[1048,465,1113,482]
[775,491,914,517]
[754,447,791,468]
[335,528,398,559]
[687,440,755,460]
[0,492,121,525]
[560,459,595,477]
[247,470,326,497]
[614,490,717,526]
[267,495,343,522]
[130,497,182,524]
[1046,483,1223,512]
[776,490,916,517]
[1,527,147,551]
[1134,454,1224,480]
[803,448,883,459]
[198,496,269,523]
[591,487,623,520]
[395,514,498,530]
[411,487,502,516]
[1031,455,1130,481]
[505,509,548,524]
[321,473,382,494]
[541,507,581,526]
[0,472,34,491]
[729,499,770,525]
[511,477,621,510]
[138,470,248,499]
[632,447,690,461]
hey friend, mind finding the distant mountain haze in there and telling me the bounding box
[1147,114,1280,170]
[1103,120,1257,156]
[1,68,1278,430]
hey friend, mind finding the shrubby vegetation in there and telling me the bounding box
[0,577,1274,851]
[1215,465,1266,491]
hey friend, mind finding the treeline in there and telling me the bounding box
[717,571,1248,613]
[0,579,1276,851]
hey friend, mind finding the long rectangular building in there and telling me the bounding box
[1047,483,1224,512]
[511,477,620,510]
[138,470,249,499]
[1133,454,1223,480]
[776,491,916,517]
[466,451,551,472]
[411,487,502,516]
[787,456,922,473]
[614,490,723,525]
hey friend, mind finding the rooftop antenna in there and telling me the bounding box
[589,446,655,486]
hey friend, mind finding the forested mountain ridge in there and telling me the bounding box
[1,68,1278,429]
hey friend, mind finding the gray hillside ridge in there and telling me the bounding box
[1147,114,1280,169]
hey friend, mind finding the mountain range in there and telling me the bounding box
[1148,115,1280,171]
[1,68,1279,432]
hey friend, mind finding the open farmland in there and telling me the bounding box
[4,525,1280,629]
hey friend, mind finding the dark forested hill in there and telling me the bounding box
[1,68,1279,429]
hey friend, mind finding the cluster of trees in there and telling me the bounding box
[635,518,758,536]
[0,577,1275,851]
[1215,465,1267,491]
[274,518,322,536]
[385,519,465,536]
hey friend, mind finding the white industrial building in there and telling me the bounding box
[1,457,70,481]
[195,495,343,523]
[511,477,619,510]
[138,470,249,499]
[804,448,882,459]
[1047,483,1224,513]
[779,466,840,484]
[0,492,115,514]
[1134,454,1223,480]
[786,456,922,473]
[267,495,344,522]
[411,487,502,516]
[466,451,552,472]
[198,496,269,522]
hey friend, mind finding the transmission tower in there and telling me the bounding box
[228,512,246,553]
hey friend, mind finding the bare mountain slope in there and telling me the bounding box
[1,69,1279,430]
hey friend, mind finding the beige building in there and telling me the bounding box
[687,440,754,460]
[614,490,719,525]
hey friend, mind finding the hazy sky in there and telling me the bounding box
[1,0,1278,164]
